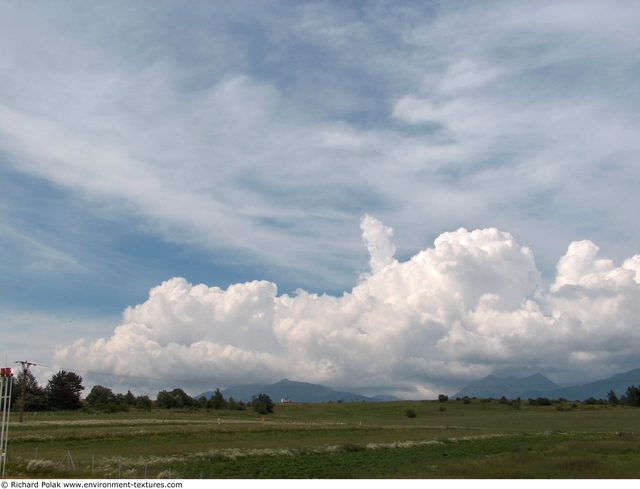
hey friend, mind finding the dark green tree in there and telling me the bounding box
[227,396,239,410]
[621,385,640,406]
[15,370,48,411]
[135,395,153,410]
[607,390,619,405]
[156,388,195,408]
[251,393,274,414]
[124,390,136,405]
[438,394,448,403]
[46,371,84,410]
[156,390,178,408]
[86,385,117,406]
[211,388,226,410]
[86,385,128,412]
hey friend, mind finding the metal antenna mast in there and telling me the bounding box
[0,366,13,478]
[15,361,36,423]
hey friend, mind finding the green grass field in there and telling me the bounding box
[5,400,640,478]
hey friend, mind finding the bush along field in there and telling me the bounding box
[4,397,640,478]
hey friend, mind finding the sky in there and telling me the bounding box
[1,1,639,398]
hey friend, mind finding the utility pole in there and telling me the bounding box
[15,361,36,423]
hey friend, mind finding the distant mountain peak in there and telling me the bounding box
[455,367,640,401]
[454,372,559,399]
[209,379,388,403]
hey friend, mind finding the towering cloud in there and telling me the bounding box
[360,214,397,273]
[56,217,640,397]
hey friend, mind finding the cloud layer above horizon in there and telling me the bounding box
[2,2,640,389]
[56,216,640,397]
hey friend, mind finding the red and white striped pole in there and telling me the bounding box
[0,367,14,478]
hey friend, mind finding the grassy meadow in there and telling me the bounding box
[5,399,640,478]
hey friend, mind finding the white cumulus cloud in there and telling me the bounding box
[55,217,640,397]
[360,214,397,273]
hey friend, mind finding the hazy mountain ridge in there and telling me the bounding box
[196,367,640,403]
[454,368,640,401]
[525,368,640,400]
[197,379,390,403]
[453,373,559,399]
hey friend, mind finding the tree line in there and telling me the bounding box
[525,387,640,407]
[454,386,640,408]
[9,370,85,411]
[10,370,275,414]
[12,369,640,413]
[155,388,274,414]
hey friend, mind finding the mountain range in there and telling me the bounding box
[197,378,398,403]
[453,372,559,399]
[453,367,640,401]
[196,367,640,403]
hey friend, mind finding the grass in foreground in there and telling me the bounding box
[5,400,640,478]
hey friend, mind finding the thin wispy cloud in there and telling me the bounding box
[0,224,88,274]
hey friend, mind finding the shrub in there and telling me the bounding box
[341,443,365,452]
[439,406,447,412]
[251,393,274,414]
[85,385,115,403]
[405,409,417,418]
[529,397,552,406]
[135,395,152,410]
[27,459,60,474]
[227,397,239,410]
[462,396,472,404]
[105,402,128,413]
[156,388,195,409]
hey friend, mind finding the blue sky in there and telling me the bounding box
[1,1,640,395]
